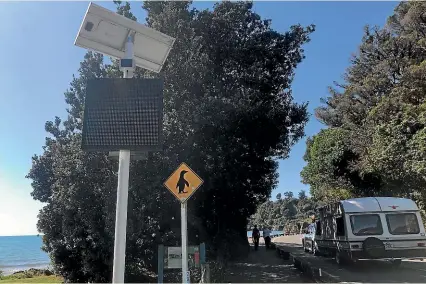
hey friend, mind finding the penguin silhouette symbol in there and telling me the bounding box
[177,170,189,194]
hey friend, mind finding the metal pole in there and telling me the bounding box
[112,34,134,284]
[181,202,188,283]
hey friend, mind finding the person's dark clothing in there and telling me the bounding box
[264,236,271,249]
[252,228,260,251]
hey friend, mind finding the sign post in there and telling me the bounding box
[164,163,204,284]
[181,202,188,283]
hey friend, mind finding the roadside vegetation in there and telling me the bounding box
[301,2,426,207]
[248,191,321,233]
[0,269,62,283]
[251,1,426,227]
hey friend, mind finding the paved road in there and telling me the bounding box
[334,259,426,283]
[224,244,312,283]
[273,234,303,245]
[273,235,426,283]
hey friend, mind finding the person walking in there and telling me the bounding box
[263,227,272,249]
[252,225,260,251]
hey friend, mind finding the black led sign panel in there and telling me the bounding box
[82,78,163,152]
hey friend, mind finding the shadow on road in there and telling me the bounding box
[224,245,312,283]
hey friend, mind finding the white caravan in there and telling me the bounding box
[314,197,426,266]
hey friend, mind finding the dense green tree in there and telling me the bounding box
[302,1,426,209]
[283,191,294,200]
[298,190,307,200]
[301,128,382,201]
[28,1,314,282]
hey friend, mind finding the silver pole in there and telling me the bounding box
[181,202,189,283]
[112,35,134,284]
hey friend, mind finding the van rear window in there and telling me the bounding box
[386,213,420,235]
[350,214,383,236]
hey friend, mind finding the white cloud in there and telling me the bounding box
[0,172,44,236]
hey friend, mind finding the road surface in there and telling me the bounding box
[224,244,312,283]
[273,235,426,283]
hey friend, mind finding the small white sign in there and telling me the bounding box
[167,247,182,269]
[186,270,190,283]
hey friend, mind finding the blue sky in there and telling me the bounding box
[0,1,399,236]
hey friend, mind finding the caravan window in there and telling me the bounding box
[386,213,420,235]
[350,214,383,236]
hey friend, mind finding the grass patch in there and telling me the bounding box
[0,275,62,283]
[0,269,62,283]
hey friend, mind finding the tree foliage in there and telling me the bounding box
[302,2,426,207]
[27,1,314,282]
[249,190,320,233]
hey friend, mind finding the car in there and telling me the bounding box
[302,223,317,255]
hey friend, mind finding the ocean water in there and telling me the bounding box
[0,235,50,275]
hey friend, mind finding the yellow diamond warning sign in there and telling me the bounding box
[164,163,204,203]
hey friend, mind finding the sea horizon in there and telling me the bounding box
[0,235,50,275]
[0,234,43,237]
